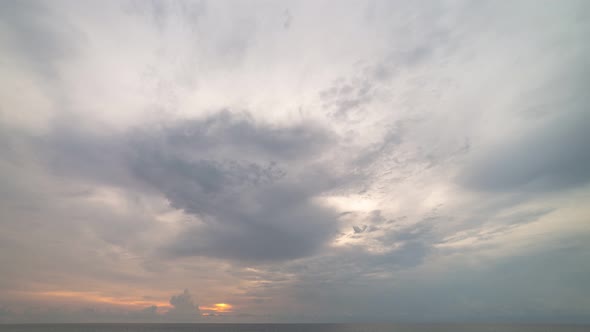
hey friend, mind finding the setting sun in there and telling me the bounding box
[200,303,233,313]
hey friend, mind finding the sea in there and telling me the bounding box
[0,324,587,332]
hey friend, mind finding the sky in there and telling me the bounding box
[0,0,589,324]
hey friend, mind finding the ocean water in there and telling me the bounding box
[0,324,587,332]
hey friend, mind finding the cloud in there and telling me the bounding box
[162,184,339,261]
[166,289,200,321]
[1,0,589,324]
[456,15,590,193]
[458,109,590,192]
[33,111,345,262]
[0,307,12,320]
[0,0,81,79]
[353,225,367,234]
[0,290,203,323]
[130,112,343,261]
[132,111,334,162]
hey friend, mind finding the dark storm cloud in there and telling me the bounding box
[37,111,342,262]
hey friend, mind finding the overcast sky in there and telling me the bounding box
[1,0,589,324]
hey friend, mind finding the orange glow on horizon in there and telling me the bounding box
[15,290,235,315]
[25,291,170,309]
[200,303,233,313]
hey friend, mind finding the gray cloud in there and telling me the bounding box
[457,24,590,193]
[163,182,339,261]
[0,0,81,79]
[264,230,590,323]
[129,112,342,261]
[166,289,200,321]
[147,111,334,161]
[36,111,343,262]
[459,109,590,192]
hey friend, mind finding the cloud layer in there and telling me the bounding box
[1,0,589,324]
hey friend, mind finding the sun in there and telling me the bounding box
[201,303,233,313]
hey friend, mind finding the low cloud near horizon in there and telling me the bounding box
[1,0,589,324]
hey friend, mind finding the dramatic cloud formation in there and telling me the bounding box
[0,0,589,324]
